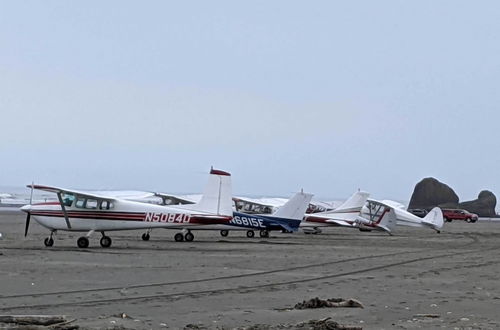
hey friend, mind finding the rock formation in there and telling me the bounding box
[408,178,497,217]
[408,177,459,210]
[459,191,497,217]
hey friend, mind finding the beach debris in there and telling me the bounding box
[294,297,364,309]
[413,314,441,318]
[184,324,207,329]
[304,317,363,330]
[113,313,132,319]
[0,315,79,329]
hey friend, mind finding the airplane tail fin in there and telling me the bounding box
[421,207,444,230]
[374,208,398,234]
[334,191,370,213]
[181,168,233,216]
[272,191,314,220]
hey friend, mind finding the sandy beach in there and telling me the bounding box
[1,210,499,329]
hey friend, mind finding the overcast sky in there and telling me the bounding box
[1,1,499,201]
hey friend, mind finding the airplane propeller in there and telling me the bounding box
[24,213,30,237]
[24,182,34,237]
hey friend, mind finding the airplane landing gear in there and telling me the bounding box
[184,231,194,242]
[44,231,55,247]
[44,237,54,247]
[100,233,112,248]
[77,236,89,248]
[259,230,269,238]
[246,230,255,238]
[220,230,229,237]
[141,232,150,241]
[174,232,184,242]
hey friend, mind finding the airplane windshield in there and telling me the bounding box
[61,193,75,207]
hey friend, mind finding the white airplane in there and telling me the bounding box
[300,191,397,235]
[20,168,233,248]
[361,199,444,233]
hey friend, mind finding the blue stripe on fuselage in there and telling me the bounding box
[229,212,301,231]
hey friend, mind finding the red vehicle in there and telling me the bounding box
[441,209,478,223]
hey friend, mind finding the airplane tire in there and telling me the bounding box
[44,237,54,247]
[141,233,150,241]
[259,230,269,238]
[77,237,89,248]
[100,236,112,248]
[246,230,255,238]
[220,230,229,237]
[184,232,194,242]
[174,233,184,242]
[358,228,372,232]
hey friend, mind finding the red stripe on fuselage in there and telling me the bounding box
[30,210,232,224]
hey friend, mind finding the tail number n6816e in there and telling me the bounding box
[144,213,190,223]
[231,215,264,228]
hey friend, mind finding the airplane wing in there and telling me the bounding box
[28,184,118,201]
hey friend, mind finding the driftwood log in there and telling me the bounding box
[294,297,364,309]
[0,316,67,326]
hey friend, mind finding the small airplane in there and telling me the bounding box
[361,199,444,233]
[299,191,397,234]
[20,168,233,247]
[141,191,313,239]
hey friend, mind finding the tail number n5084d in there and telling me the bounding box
[144,213,190,223]
[230,215,265,228]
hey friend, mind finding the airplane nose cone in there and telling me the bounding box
[20,204,31,213]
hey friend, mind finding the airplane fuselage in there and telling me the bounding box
[26,200,232,232]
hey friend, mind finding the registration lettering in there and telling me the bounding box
[145,213,190,223]
[230,215,265,228]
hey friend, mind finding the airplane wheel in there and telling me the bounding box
[358,228,372,232]
[246,230,255,238]
[184,232,194,242]
[141,233,150,241]
[44,237,54,247]
[174,233,184,242]
[77,237,89,248]
[100,236,112,248]
[220,230,229,237]
[259,230,269,238]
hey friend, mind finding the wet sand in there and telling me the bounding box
[1,211,499,329]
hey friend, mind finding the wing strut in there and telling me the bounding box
[57,192,72,229]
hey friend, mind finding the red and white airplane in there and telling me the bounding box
[20,168,233,248]
[361,199,444,233]
[300,191,398,235]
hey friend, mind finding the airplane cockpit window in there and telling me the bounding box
[75,198,86,208]
[86,199,98,209]
[62,193,75,207]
